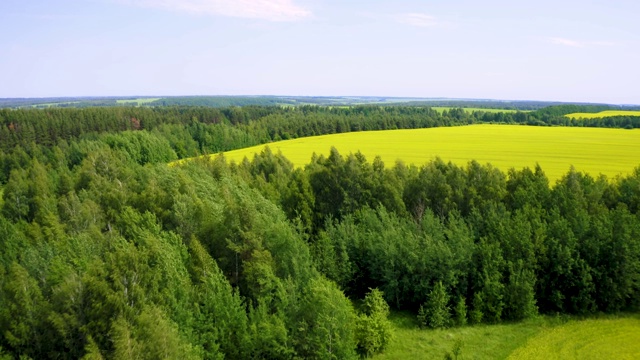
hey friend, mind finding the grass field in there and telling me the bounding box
[375,312,640,360]
[195,125,640,183]
[508,315,640,360]
[374,312,542,360]
[115,98,160,105]
[30,101,80,108]
[431,107,522,114]
[565,110,640,119]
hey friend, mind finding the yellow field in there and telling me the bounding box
[508,317,640,360]
[198,125,640,183]
[566,110,640,119]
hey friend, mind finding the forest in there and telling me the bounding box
[1,105,640,359]
[4,95,640,111]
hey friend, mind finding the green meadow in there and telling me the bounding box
[375,313,640,360]
[201,125,640,182]
[30,101,80,108]
[431,107,522,114]
[565,110,640,119]
[509,315,640,360]
[115,98,160,105]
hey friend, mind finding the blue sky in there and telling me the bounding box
[1,0,639,104]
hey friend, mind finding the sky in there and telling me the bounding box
[1,0,639,104]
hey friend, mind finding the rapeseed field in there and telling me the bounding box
[566,110,640,119]
[212,124,640,183]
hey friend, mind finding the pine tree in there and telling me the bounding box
[454,296,468,326]
[419,282,451,329]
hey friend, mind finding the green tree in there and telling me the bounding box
[295,277,357,360]
[135,306,199,360]
[110,316,142,360]
[503,261,537,321]
[2,169,30,221]
[470,293,484,325]
[190,238,248,360]
[453,296,468,326]
[281,168,315,234]
[0,263,47,357]
[355,288,393,357]
[418,282,451,329]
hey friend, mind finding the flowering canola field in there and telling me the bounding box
[565,110,640,119]
[209,124,640,183]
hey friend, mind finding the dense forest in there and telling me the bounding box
[5,95,640,110]
[1,105,640,359]
[2,104,640,156]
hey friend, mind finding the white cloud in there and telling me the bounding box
[120,0,311,22]
[550,37,584,47]
[549,37,618,48]
[396,13,439,28]
[591,41,618,47]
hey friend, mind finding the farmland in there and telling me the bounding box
[206,124,640,182]
[565,110,640,119]
[374,313,640,360]
[115,97,161,105]
[431,107,523,114]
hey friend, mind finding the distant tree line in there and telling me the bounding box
[2,104,640,154]
[7,96,640,111]
[2,104,640,185]
[532,104,614,117]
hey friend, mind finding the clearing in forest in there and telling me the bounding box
[374,312,640,360]
[431,107,523,114]
[115,98,160,105]
[508,316,640,360]
[207,124,640,183]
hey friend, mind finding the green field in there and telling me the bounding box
[375,313,640,360]
[115,98,160,105]
[432,107,522,114]
[565,110,640,119]
[509,316,640,360]
[198,125,640,182]
[30,101,80,108]
[374,312,541,360]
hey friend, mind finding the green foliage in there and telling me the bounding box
[0,216,27,267]
[470,293,484,325]
[247,303,292,359]
[2,169,30,221]
[451,339,463,360]
[418,282,451,329]
[534,104,613,117]
[355,289,393,357]
[1,104,640,359]
[504,261,538,321]
[0,263,47,357]
[190,238,248,359]
[104,131,178,165]
[296,277,357,360]
[134,306,199,360]
[453,296,468,327]
[311,218,357,291]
